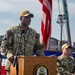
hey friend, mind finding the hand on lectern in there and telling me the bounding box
[8,56,14,64]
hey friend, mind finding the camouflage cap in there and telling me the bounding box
[20,10,34,18]
[62,44,71,49]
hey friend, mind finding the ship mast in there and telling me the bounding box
[62,0,73,56]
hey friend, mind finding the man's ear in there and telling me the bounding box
[20,17,22,21]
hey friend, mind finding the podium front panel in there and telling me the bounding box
[18,56,57,75]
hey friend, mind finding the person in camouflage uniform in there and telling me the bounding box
[57,44,75,75]
[1,10,44,75]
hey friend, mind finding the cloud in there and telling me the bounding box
[0,0,75,42]
[0,0,74,16]
[0,19,16,35]
[0,19,15,26]
[0,0,16,12]
[0,0,41,14]
[68,3,75,15]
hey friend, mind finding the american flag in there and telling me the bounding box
[39,0,52,50]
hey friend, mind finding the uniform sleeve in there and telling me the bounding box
[72,59,75,74]
[74,59,75,73]
[57,59,71,75]
[33,33,44,56]
[1,30,14,57]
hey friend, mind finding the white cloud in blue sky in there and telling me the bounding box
[0,0,75,42]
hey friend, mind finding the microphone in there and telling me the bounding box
[18,30,25,38]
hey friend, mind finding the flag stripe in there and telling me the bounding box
[39,0,43,4]
[43,0,52,16]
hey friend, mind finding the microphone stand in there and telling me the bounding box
[13,30,24,67]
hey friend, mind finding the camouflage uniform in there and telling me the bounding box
[57,55,75,75]
[1,25,43,75]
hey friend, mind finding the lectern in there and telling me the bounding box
[10,56,57,75]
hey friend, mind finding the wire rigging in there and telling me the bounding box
[57,0,66,42]
[57,0,61,14]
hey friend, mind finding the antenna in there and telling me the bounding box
[57,14,65,50]
[57,0,61,14]
[57,0,66,50]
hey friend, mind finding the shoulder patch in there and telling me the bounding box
[69,56,74,60]
[8,25,20,32]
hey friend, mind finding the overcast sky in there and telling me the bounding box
[0,0,75,42]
